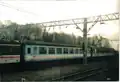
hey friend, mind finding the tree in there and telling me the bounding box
[0,20,111,49]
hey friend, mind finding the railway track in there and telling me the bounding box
[50,68,108,81]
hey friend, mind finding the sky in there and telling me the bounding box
[0,0,119,49]
[0,0,118,24]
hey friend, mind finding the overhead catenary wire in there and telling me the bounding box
[0,1,119,38]
[0,1,39,16]
[0,1,76,39]
[0,1,70,30]
[0,1,45,25]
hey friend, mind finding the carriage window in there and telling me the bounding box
[69,48,74,54]
[64,48,68,54]
[49,48,55,54]
[39,47,47,54]
[27,48,31,54]
[75,49,79,54]
[0,45,20,55]
[56,48,62,54]
[33,47,37,54]
[79,49,82,53]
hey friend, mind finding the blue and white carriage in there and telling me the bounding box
[0,40,115,64]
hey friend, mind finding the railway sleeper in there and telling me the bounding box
[51,68,108,81]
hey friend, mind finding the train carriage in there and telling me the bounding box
[0,40,84,64]
[0,40,115,64]
[0,42,21,64]
[23,40,84,63]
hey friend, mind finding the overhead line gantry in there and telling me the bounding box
[38,12,119,27]
[38,12,119,65]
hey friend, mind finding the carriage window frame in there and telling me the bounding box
[0,45,20,55]
[79,48,82,54]
[56,47,62,54]
[69,48,74,54]
[27,47,31,54]
[75,48,79,54]
[63,48,68,54]
[33,46,38,54]
[48,47,55,54]
[25,44,82,55]
[39,47,47,54]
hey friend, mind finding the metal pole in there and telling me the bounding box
[83,18,87,65]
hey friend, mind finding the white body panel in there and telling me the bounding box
[0,43,114,64]
[24,54,84,62]
[0,55,20,64]
[24,53,112,62]
[0,53,113,63]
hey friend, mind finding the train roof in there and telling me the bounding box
[23,40,81,47]
[0,40,20,44]
[0,40,81,47]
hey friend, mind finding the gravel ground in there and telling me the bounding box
[0,62,105,81]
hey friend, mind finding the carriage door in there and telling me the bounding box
[25,45,33,61]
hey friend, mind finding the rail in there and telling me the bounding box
[51,68,108,81]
